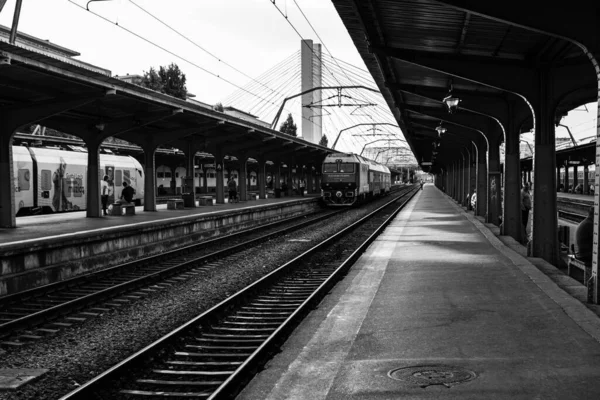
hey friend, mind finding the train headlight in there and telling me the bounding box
[336,191,343,198]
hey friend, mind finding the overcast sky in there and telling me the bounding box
[0,0,596,156]
[0,0,367,105]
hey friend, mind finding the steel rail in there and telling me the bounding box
[0,208,343,338]
[58,186,418,400]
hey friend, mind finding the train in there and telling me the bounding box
[321,152,391,206]
[558,166,596,194]
[155,165,260,195]
[12,145,145,216]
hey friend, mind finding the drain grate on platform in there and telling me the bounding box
[388,364,476,388]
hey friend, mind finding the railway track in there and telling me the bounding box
[58,186,418,400]
[0,187,412,346]
[0,208,346,344]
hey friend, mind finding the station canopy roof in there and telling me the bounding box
[332,0,592,173]
[0,40,330,165]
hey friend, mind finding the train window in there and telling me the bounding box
[115,170,123,186]
[157,172,164,178]
[164,171,172,178]
[323,164,338,173]
[73,178,83,197]
[338,163,354,173]
[175,172,180,178]
[124,170,131,185]
[18,169,30,191]
[41,170,52,190]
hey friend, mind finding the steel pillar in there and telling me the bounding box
[238,155,248,201]
[257,158,266,199]
[476,139,488,219]
[143,144,157,212]
[531,70,558,266]
[0,127,15,228]
[215,150,225,205]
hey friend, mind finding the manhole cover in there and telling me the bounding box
[388,364,476,388]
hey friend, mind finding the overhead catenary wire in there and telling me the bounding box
[127,0,293,103]
[268,0,344,89]
[68,0,301,120]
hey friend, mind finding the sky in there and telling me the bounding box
[0,0,369,104]
[0,0,597,159]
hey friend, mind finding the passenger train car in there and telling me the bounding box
[156,165,259,195]
[321,152,391,206]
[558,165,596,193]
[12,146,144,216]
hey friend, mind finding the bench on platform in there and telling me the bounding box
[567,255,591,282]
[167,198,184,210]
[110,203,136,216]
[199,196,214,206]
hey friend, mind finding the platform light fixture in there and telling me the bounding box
[442,86,460,114]
[435,122,446,136]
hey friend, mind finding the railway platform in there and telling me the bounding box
[0,194,321,297]
[238,183,600,400]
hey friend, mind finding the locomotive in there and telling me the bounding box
[12,145,145,216]
[321,152,391,206]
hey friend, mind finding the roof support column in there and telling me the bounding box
[590,56,600,304]
[238,154,248,202]
[83,137,102,218]
[459,157,465,205]
[469,143,477,210]
[257,157,266,200]
[0,125,15,228]
[452,162,458,201]
[531,69,558,265]
[476,138,488,219]
[488,131,502,225]
[503,101,523,241]
[214,149,225,205]
[563,161,570,192]
[287,158,294,197]
[463,148,471,208]
[274,160,281,191]
[184,141,197,207]
[142,144,157,212]
[583,165,589,195]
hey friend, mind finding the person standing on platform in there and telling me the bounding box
[101,175,110,215]
[299,178,306,196]
[227,176,238,203]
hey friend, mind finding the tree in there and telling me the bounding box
[159,63,187,99]
[141,67,163,92]
[319,135,329,147]
[141,63,188,100]
[279,113,297,137]
[214,102,224,112]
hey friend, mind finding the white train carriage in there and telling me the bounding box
[12,146,144,216]
[321,152,391,206]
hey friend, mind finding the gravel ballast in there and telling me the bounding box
[0,196,402,400]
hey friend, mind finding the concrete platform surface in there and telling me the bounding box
[0,194,317,248]
[238,184,600,400]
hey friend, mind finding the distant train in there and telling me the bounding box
[12,146,144,216]
[155,165,260,195]
[558,166,596,193]
[321,152,391,206]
